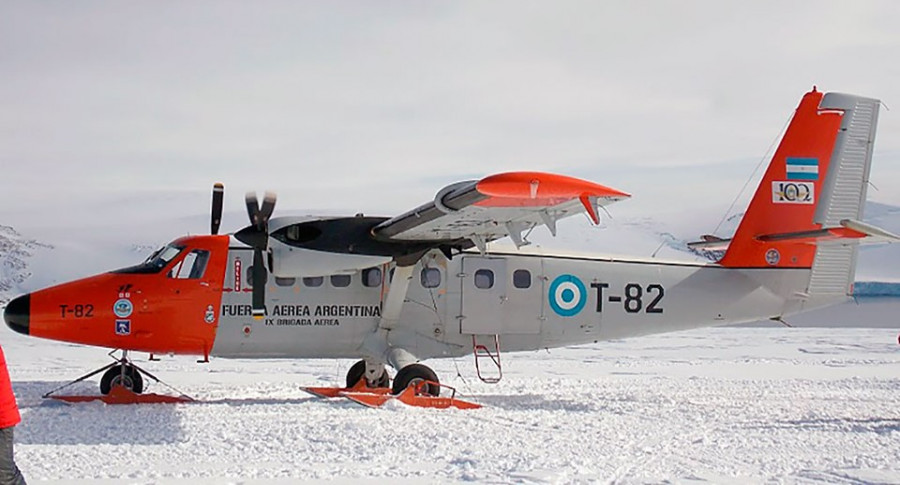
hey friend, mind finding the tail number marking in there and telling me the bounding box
[772,181,814,204]
[59,304,95,318]
[590,283,664,314]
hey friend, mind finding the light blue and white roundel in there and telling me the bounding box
[548,274,587,317]
[113,299,134,318]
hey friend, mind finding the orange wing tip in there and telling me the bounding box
[579,194,600,225]
[475,172,630,207]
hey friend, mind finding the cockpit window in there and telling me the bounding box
[168,249,210,279]
[111,244,186,274]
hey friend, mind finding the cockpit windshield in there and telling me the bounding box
[111,244,186,274]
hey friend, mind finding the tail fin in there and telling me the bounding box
[719,88,881,295]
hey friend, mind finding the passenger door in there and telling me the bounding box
[459,256,506,335]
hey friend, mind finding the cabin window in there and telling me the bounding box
[275,277,296,287]
[169,249,210,279]
[246,266,267,287]
[302,276,324,287]
[474,269,494,289]
[513,269,531,289]
[362,268,382,288]
[331,274,351,288]
[421,268,441,288]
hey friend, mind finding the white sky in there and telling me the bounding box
[2,1,900,243]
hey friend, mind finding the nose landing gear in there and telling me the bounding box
[42,349,193,404]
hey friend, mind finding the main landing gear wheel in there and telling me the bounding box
[346,360,390,388]
[392,363,439,397]
[100,364,144,395]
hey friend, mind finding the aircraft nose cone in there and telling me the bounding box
[3,294,29,335]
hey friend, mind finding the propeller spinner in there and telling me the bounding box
[234,191,277,319]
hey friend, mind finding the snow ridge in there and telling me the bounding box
[0,225,52,306]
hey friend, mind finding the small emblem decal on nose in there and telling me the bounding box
[113,299,134,318]
[204,305,216,324]
[115,319,131,336]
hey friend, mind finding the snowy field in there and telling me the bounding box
[4,326,900,484]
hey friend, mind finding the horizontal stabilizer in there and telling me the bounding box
[687,235,731,251]
[756,219,897,244]
[688,219,899,252]
[838,219,900,243]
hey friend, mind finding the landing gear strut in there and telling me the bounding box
[100,363,144,395]
[345,359,390,389]
[41,349,193,404]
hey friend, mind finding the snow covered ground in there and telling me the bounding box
[4,326,899,484]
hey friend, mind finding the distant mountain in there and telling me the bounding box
[0,225,52,306]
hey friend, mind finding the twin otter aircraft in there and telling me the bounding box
[4,89,897,400]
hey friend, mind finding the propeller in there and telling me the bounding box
[234,191,277,319]
[210,183,224,235]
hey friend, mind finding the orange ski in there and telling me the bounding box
[343,381,481,410]
[48,385,193,405]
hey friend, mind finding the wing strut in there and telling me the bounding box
[377,264,416,331]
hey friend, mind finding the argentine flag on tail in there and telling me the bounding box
[786,157,818,181]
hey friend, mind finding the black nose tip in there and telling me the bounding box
[4,294,29,335]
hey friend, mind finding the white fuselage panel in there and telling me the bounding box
[210,249,826,360]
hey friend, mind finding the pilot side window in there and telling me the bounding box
[421,268,441,288]
[330,274,351,288]
[302,276,323,287]
[362,268,382,288]
[474,269,494,289]
[513,269,531,289]
[169,250,210,279]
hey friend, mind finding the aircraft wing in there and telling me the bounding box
[372,172,630,250]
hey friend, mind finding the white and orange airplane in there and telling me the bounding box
[3,89,896,406]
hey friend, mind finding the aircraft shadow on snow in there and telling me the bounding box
[12,380,184,445]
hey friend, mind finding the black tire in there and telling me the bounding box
[345,360,390,388]
[391,363,439,396]
[100,365,144,395]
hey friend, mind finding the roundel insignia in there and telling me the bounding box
[113,298,134,318]
[765,248,780,266]
[548,274,587,317]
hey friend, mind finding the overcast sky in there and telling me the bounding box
[2,1,900,243]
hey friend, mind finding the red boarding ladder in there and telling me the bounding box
[472,334,502,383]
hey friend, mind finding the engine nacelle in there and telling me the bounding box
[265,216,395,277]
[269,238,392,277]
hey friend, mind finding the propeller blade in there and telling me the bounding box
[245,192,261,228]
[259,191,277,221]
[251,248,267,318]
[211,183,224,235]
[241,189,277,318]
